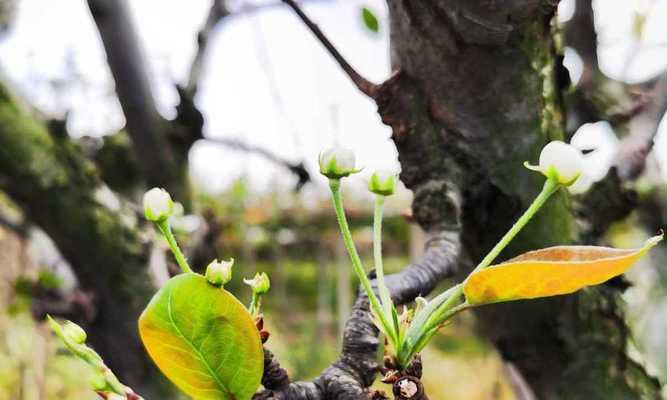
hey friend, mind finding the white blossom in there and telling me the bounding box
[319,147,357,179]
[538,140,584,184]
[143,187,173,222]
[205,258,234,286]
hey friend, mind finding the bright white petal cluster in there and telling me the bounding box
[143,188,173,222]
[568,121,619,194]
[538,141,584,184]
[205,258,234,286]
[319,147,357,179]
[531,122,620,194]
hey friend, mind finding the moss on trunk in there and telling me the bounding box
[0,83,156,387]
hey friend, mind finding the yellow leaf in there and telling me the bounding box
[464,234,663,305]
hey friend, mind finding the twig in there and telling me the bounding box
[617,70,667,180]
[281,0,379,97]
[86,0,174,188]
[185,0,230,96]
[205,137,310,190]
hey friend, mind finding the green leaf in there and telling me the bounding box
[361,7,379,33]
[139,274,263,400]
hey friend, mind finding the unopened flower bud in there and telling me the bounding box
[526,141,583,185]
[143,188,173,222]
[206,258,234,286]
[244,272,270,295]
[368,170,397,196]
[319,147,359,179]
[63,320,87,344]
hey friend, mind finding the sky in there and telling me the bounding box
[0,0,666,195]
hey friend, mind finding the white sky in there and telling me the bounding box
[0,0,666,195]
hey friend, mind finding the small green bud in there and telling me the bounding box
[205,258,234,286]
[143,187,174,222]
[368,170,397,196]
[244,272,270,295]
[319,147,359,179]
[63,320,87,344]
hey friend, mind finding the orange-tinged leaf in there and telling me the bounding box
[464,234,663,305]
[139,273,263,400]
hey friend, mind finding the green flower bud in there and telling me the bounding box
[244,272,270,295]
[319,147,359,179]
[143,187,174,222]
[205,258,234,286]
[368,170,397,196]
[63,320,87,344]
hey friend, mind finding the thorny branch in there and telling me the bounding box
[254,231,461,399]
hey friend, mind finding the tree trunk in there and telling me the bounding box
[0,83,156,388]
[385,1,660,398]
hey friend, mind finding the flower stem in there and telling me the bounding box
[374,195,395,325]
[421,179,560,334]
[469,178,559,275]
[157,220,192,274]
[248,293,261,316]
[329,180,395,343]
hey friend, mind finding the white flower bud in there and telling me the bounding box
[63,320,87,344]
[205,258,234,286]
[319,147,358,179]
[244,272,271,295]
[143,188,173,222]
[368,170,397,196]
[537,141,584,184]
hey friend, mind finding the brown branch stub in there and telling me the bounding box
[281,0,379,97]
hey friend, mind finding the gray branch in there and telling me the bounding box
[86,0,174,189]
[255,231,461,399]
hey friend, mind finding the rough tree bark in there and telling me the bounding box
[260,0,663,398]
[384,1,661,398]
[0,83,155,387]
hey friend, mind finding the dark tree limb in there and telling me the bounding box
[255,231,461,399]
[205,137,310,190]
[281,0,379,97]
[185,0,230,97]
[86,0,177,193]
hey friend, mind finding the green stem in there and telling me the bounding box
[157,220,192,274]
[329,180,395,343]
[469,178,559,275]
[373,195,395,327]
[248,293,261,316]
[420,179,560,339]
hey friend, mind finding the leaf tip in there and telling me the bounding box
[646,232,664,249]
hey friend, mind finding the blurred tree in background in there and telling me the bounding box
[1,0,667,399]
